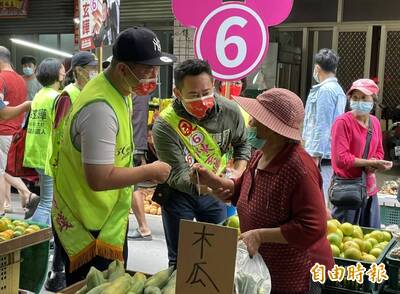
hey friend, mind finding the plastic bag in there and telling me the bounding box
[234,241,271,294]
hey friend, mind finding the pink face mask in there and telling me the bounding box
[182,94,215,120]
[220,84,242,99]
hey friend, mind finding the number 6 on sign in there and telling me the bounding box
[216,16,247,68]
[172,0,293,81]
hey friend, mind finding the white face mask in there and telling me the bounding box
[88,71,98,80]
[313,67,320,84]
[80,68,98,84]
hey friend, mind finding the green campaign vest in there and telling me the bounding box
[63,83,80,104]
[45,83,81,177]
[160,104,227,175]
[52,73,134,272]
[23,87,59,170]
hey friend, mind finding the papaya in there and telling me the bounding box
[130,272,147,293]
[86,282,111,294]
[144,286,162,294]
[108,260,125,282]
[103,269,109,280]
[102,274,133,294]
[144,267,174,289]
[161,270,176,294]
[86,267,106,291]
[76,285,88,294]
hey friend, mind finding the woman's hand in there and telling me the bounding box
[210,187,233,201]
[370,160,393,171]
[239,229,262,257]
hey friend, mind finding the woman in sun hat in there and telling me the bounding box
[192,88,334,293]
[330,79,392,228]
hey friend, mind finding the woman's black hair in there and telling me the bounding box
[36,58,62,87]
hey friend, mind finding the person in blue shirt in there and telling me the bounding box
[302,49,347,204]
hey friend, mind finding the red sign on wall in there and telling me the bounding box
[0,0,28,18]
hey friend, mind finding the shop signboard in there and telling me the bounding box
[0,0,28,18]
[172,0,293,81]
[176,220,238,294]
[79,0,120,50]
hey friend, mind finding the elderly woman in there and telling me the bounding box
[331,79,392,228]
[193,88,334,294]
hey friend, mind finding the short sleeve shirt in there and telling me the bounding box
[70,101,119,165]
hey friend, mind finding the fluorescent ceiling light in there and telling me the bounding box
[10,38,73,58]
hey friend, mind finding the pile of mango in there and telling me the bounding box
[0,217,41,241]
[77,260,176,294]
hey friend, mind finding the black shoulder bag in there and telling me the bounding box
[329,118,373,209]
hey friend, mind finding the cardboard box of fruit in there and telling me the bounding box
[0,217,51,256]
[326,219,394,263]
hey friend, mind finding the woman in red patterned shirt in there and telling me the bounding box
[193,88,334,294]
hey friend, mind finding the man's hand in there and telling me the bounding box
[147,161,171,184]
[190,163,216,186]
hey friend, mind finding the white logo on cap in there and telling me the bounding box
[160,56,173,63]
[153,38,161,52]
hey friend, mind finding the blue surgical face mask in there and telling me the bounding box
[23,67,34,76]
[247,127,266,149]
[350,100,374,114]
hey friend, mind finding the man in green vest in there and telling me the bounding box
[45,51,98,292]
[153,59,251,267]
[45,51,99,178]
[52,27,175,285]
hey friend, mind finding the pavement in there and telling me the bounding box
[7,194,168,293]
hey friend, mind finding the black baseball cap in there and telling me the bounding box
[113,27,177,66]
[71,51,98,69]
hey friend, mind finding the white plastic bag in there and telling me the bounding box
[234,241,272,294]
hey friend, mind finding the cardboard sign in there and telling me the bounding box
[79,0,120,50]
[176,220,238,294]
[0,0,28,18]
[172,0,293,81]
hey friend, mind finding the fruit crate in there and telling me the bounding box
[0,250,21,294]
[378,195,400,226]
[383,241,400,293]
[380,206,400,226]
[322,228,396,294]
[0,219,51,293]
[0,221,51,256]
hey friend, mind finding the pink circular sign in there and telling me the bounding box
[172,0,293,82]
[196,4,267,80]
